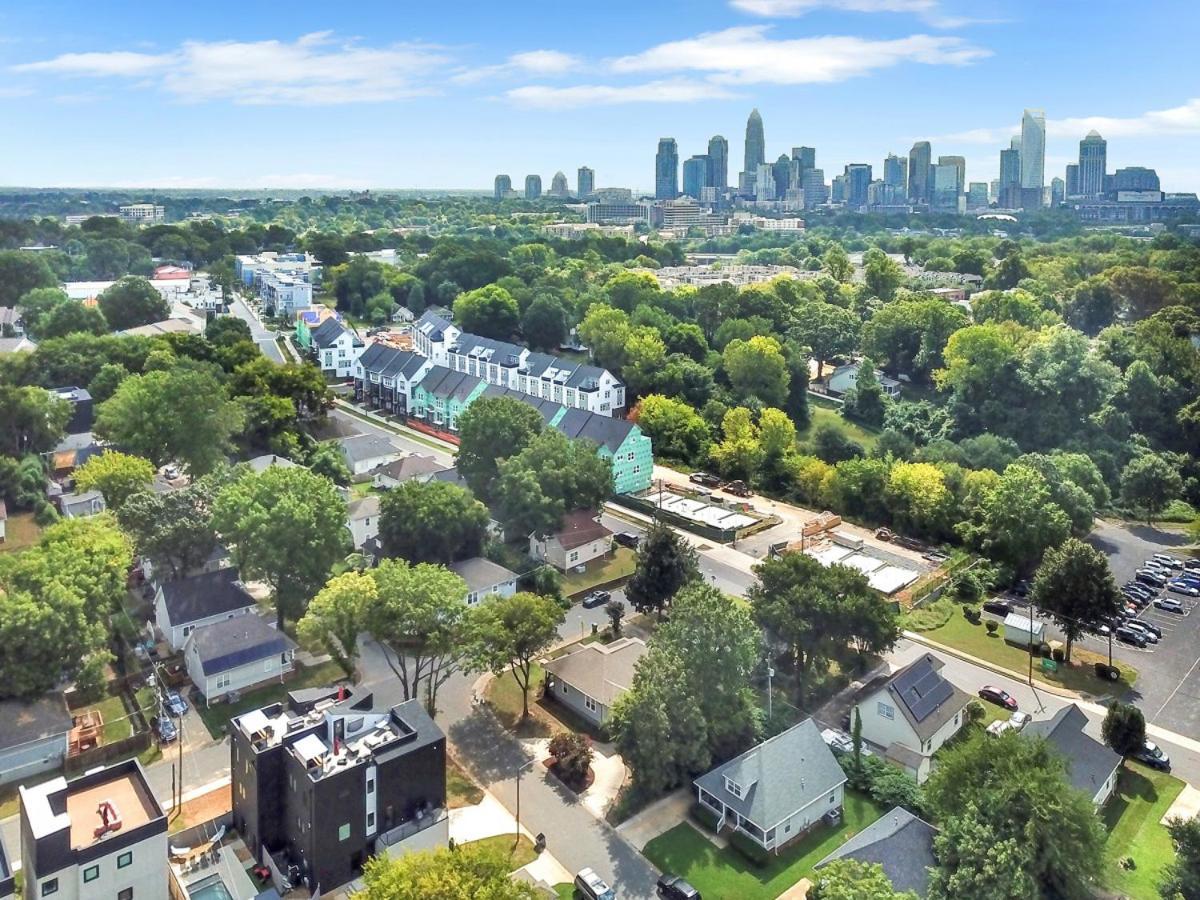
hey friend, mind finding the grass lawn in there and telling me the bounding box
[195,661,348,739]
[486,664,551,737]
[461,834,538,872]
[447,756,484,808]
[553,884,574,900]
[0,510,41,553]
[1103,763,1187,898]
[562,548,637,597]
[798,400,880,453]
[88,691,135,743]
[642,790,887,900]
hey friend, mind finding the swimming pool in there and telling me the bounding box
[187,873,236,900]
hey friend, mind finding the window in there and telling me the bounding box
[367,812,375,829]
[118,851,133,868]
[829,793,836,804]
[877,701,895,720]
[119,890,133,900]
[584,696,597,712]
[216,673,232,689]
[41,880,59,897]
[264,659,274,672]
[568,551,579,563]
[724,777,743,798]
[367,779,375,794]
[339,823,351,842]
[561,682,569,695]
[83,865,99,882]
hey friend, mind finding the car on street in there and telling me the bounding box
[1155,597,1185,613]
[574,867,616,900]
[1115,625,1148,647]
[156,715,178,743]
[982,599,1012,616]
[689,472,722,488]
[657,874,702,900]
[163,689,188,716]
[724,479,752,497]
[978,685,1018,710]
[1168,580,1200,597]
[613,532,641,550]
[581,590,612,609]
[1134,740,1171,771]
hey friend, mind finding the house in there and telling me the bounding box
[449,557,518,606]
[57,489,106,519]
[854,653,971,784]
[371,454,449,489]
[0,305,25,336]
[50,386,94,435]
[408,366,488,431]
[0,336,36,355]
[1004,611,1046,647]
[529,509,614,572]
[310,317,365,379]
[1024,704,1121,807]
[0,829,13,899]
[231,689,447,892]
[694,718,847,853]
[183,615,297,704]
[353,344,432,415]
[245,453,301,473]
[338,434,403,477]
[815,806,938,897]
[543,637,646,727]
[154,567,257,651]
[19,759,167,900]
[826,362,901,400]
[0,693,72,787]
[347,495,381,549]
[552,407,653,495]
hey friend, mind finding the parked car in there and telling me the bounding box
[986,719,1015,737]
[163,690,188,716]
[724,479,752,498]
[613,532,641,550]
[982,599,1012,616]
[581,590,612,609]
[574,867,616,900]
[1131,619,1163,639]
[1009,711,1031,731]
[821,728,855,754]
[1122,621,1159,643]
[657,874,702,900]
[156,715,178,743]
[1152,554,1184,569]
[1155,597,1185,613]
[1184,558,1200,572]
[689,472,722,488]
[1134,740,1171,771]
[1169,580,1200,597]
[978,686,1018,711]
[1114,626,1148,647]
[1123,583,1154,600]
[1136,570,1168,588]
[1011,580,1031,598]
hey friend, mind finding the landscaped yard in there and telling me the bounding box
[486,664,551,737]
[447,756,484,808]
[0,510,41,553]
[461,834,538,872]
[194,661,348,738]
[798,399,880,453]
[642,790,887,900]
[562,547,637,597]
[1103,762,1187,899]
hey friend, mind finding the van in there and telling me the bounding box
[574,867,616,900]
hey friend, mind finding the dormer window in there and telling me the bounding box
[724,775,746,798]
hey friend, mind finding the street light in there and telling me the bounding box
[514,758,536,849]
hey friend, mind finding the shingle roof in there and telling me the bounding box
[816,806,938,897]
[417,365,483,402]
[311,317,347,348]
[188,615,296,676]
[543,638,646,706]
[348,495,380,521]
[694,718,847,829]
[878,653,972,743]
[415,308,454,341]
[338,434,400,465]
[371,454,448,482]
[551,509,613,550]
[449,557,518,594]
[0,693,71,752]
[1024,704,1122,800]
[448,332,525,368]
[555,408,635,454]
[160,568,256,626]
[479,384,562,422]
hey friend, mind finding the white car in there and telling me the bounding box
[1152,554,1184,569]
[986,719,1015,737]
[821,728,872,757]
[1155,597,1185,613]
[1009,711,1032,731]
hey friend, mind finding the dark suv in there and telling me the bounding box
[658,874,702,900]
[582,590,612,609]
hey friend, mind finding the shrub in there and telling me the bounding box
[547,730,592,786]
[689,801,721,832]
[985,620,999,636]
[962,605,981,625]
[963,699,986,726]
[73,651,112,704]
[730,829,771,867]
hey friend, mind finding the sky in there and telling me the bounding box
[1,0,1199,193]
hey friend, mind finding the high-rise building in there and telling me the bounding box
[1113,166,1160,192]
[844,164,872,208]
[1065,164,1080,198]
[1020,108,1046,196]
[990,179,1001,202]
[493,174,511,200]
[999,136,1021,207]
[1078,130,1107,197]
[683,155,710,199]
[744,108,765,180]
[773,154,792,200]
[791,146,816,190]
[1050,176,1065,206]
[524,175,542,200]
[908,141,932,205]
[932,164,963,213]
[548,171,570,197]
[707,136,729,190]
[577,166,595,198]
[967,182,989,209]
[831,174,847,205]
[938,156,966,195]
[655,138,679,200]
[756,163,777,201]
[802,168,828,208]
[884,154,908,191]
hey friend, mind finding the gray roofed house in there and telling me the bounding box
[815,806,938,897]
[554,407,635,454]
[347,494,381,549]
[0,336,36,355]
[480,384,562,422]
[371,453,449,489]
[338,433,402,475]
[1024,704,1122,806]
[0,693,72,787]
[57,489,105,519]
[417,365,484,402]
[184,615,297,705]
[245,453,301,473]
[310,317,349,349]
[449,557,518,605]
[543,637,646,727]
[155,567,258,650]
[826,362,901,399]
[695,718,847,852]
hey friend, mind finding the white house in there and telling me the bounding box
[154,567,257,651]
[529,509,614,572]
[1004,611,1046,647]
[826,362,901,400]
[1024,704,1122,807]
[58,490,106,519]
[371,454,449,489]
[448,557,518,606]
[311,318,365,379]
[338,434,403,477]
[854,653,971,784]
[543,637,646,727]
[183,615,297,704]
[347,495,381,550]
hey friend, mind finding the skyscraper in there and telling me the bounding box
[1050,176,1065,206]
[967,182,989,209]
[844,164,872,208]
[756,163,776,201]
[1065,164,1080,198]
[1078,130,1107,197]
[548,171,570,197]
[938,156,966,195]
[707,135,729,190]
[1020,108,1046,194]
[790,147,815,191]
[525,174,542,200]
[931,164,962,213]
[682,155,710,199]
[744,109,765,179]
[999,136,1021,207]
[908,141,932,205]
[773,154,791,200]
[655,138,678,200]
[802,168,828,208]
[494,175,511,200]
[883,154,907,191]
[577,166,595,198]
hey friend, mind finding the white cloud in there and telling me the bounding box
[934,99,1200,145]
[12,33,449,105]
[451,48,580,85]
[732,0,935,13]
[507,79,734,109]
[610,25,989,85]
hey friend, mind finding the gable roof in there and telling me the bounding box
[348,495,380,521]
[555,408,636,454]
[448,331,525,368]
[187,615,296,677]
[1024,704,1122,799]
[543,637,646,706]
[160,568,256,626]
[415,308,454,341]
[371,454,448,482]
[0,693,71,752]
[694,718,847,829]
[357,344,428,380]
[338,434,400,465]
[550,509,613,550]
[311,317,348,348]
[449,557,518,594]
[876,653,971,743]
[816,806,938,897]
[480,384,563,422]
[417,365,483,402]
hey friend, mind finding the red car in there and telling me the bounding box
[978,685,1018,711]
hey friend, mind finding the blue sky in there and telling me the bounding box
[1,0,1198,192]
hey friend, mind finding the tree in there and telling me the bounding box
[305,441,352,486]
[358,843,540,900]
[620,327,669,397]
[379,481,490,565]
[213,466,347,627]
[1102,702,1147,759]
[822,243,853,282]
[96,365,243,474]
[812,423,865,465]
[792,303,859,379]
[842,359,889,427]
[863,248,904,300]
[456,396,545,500]
[493,430,612,538]
[723,335,789,406]
[605,599,625,637]
[810,859,918,900]
[40,300,108,339]
[452,284,519,339]
[205,315,252,346]
[929,806,1036,900]
[632,395,711,463]
[116,477,221,579]
[88,362,130,402]
[963,463,1071,572]
[1120,453,1182,524]
[72,451,155,511]
[0,385,70,457]
[97,276,170,330]
[521,294,568,350]
[0,249,56,307]
[297,571,371,678]
[547,731,593,786]
[625,523,700,618]
[851,708,864,773]
[576,304,631,371]
[1160,815,1200,900]
[465,592,564,719]
[710,406,765,481]
[861,298,968,382]
[1030,538,1123,662]
[885,461,951,535]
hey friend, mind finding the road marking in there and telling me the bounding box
[1151,653,1200,724]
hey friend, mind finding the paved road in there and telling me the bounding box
[227,294,285,364]
[329,406,457,467]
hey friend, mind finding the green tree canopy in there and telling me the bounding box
[723,335,789,406]
[452,284,519,339]
[625,522,700,619]
[0,385,70,457]
[1120,453,1182,524]
[358,843,540,900]
[72,451,155,510]
[464,591,564,719]
[378,480,490,565]
[97,276,170,330]
[493,430,612,537]
[1030,537,1123,661]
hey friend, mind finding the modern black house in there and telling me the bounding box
[230,687,447,894]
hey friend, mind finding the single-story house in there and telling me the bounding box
[826,362,901,399]
[183,615,297,705]
[815,806,938,897]
[449,557,518,605]
[543,637,646,727]
[694,718,847,853]
[530,509,614,572]
[1004,611,1046,647]
[154,567,258,651]
[57,489,106,519]
[854,653,971,784]
[371,454,449,489]
[1024,704,1121,807]
[347,495,381,549]
[338,434,403,477]
[0,693,72,787]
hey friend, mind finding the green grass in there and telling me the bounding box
[90,691,135,742]
[447,756,484,808]
[902,595,957,631]
[486,664,549,736]
[642,790,887,900]
[562,547,637,596]
[461,834,538,871]
[798,402,880,452]
[195,661,348,738]
[1103,763,1187,898]
[0,510,42,553]
[553,884,574,900]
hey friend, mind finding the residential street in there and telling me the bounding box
[227,294,286,363]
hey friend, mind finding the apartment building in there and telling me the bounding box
[235,253,318,316]
[118,204,165,225]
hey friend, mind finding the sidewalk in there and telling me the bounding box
[616,788,692,851]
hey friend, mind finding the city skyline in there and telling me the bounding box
[0,1,1198,191]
